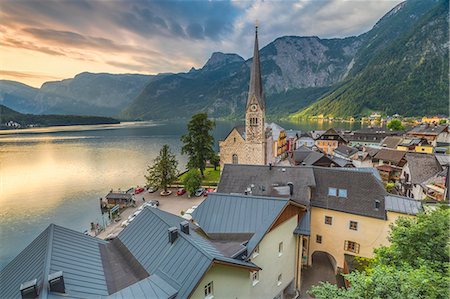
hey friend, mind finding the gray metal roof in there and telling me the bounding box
[192,193,289,256]
[118,207,258,299]
[385,195,423,215]
[106,275,177,299]
[294,209,310,236]
[0,224,109,299]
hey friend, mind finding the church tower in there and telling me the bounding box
[245,25,266,165]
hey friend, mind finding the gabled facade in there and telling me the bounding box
[314,128,347,155]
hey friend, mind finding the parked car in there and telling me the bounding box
[134,187,145,194]
[147,186,158,193]
[176,188,186,196]
[194,188,205,197]
[204,188,215,197]
[149,200,159,207]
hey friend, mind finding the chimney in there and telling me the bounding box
[180,221,190,234]
[20,279,38,299]
[287,182,294,196]
[48,271,65,293]
[168,227,178,244]
[269,163,272,170]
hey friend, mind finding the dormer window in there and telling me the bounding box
[338,189,347,198]
[328,188,337,196]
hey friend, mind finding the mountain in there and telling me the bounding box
[0,72,161,117]
[0,104,119,129]
[123,0,447,121]
[290,0,449,119]
[122,36,359,120]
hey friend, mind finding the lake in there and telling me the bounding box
[0,119,364,269]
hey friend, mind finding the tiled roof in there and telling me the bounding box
[192,193,289,256]
[311,167,387,219]
[385,195,422,215]
[334,145,358,158]
[374,148,406,164]
[407,124,448,136]
[218,164,389,219]
[380,136,403,149]
[405,153,443,184]
[218,164,316,205]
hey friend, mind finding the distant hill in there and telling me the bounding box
[0,104,119,129]
[291,0,449,119]
[0,72,164,117]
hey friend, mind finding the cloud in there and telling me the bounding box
[0,0,402,87]
[0,70,63,80]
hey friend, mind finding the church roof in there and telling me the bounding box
[247,26,265,110]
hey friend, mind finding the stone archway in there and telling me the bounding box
[300,251,338,298]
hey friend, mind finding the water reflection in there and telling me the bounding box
[0,119,364,269]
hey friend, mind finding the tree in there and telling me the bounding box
[181,113,215,176]
[182,169,202,196]
[387,119,405,131]
[145,145,178,194]
[210,153,220,171]
[309,207,450,299]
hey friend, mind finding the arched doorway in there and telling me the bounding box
[300,251,338,298]
[312,251,337,273]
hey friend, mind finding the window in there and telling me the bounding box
[252,245,259,258]
[328,187,337,196]
[349,221,358,231]
[204,281,213,298]
[375,200,380,210]
[277,273,282,286]
[233,137,236,143]
[316,235,322,244]
[232,154,238,164]
[344,240,360,253]
[325,216,333,225]
[338,189,347,198]
[278,242,283,256]
[251,271,259,286]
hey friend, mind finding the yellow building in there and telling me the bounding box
[314,128,347,155]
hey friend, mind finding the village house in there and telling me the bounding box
[333,145,358,161]
[314,128,347,155]
[0,193,306,299]
[406,123,449,147]
[285,129,301,152]
[399,152,443,199]
[296,132,315,148]
[343,127,402,148]
[218,164,422,274]
[396,137,433,153]
[291,145,340,167]
[105,190,134,208]
[267,122,288,158]
[421,167,449,201]
[372,148,407,183]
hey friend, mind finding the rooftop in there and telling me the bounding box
[407,124,448,136]
[405,152,443,184]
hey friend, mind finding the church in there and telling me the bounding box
[219,26,274,169]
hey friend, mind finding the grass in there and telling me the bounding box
[178,166,220,185]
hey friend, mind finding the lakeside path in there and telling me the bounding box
[95,187,205,239]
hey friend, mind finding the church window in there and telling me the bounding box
[232,154,238,164]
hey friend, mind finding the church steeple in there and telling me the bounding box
[247,24,265,110]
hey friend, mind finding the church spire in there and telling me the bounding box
[247,24,265,109]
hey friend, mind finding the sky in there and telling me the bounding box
[0,0,403,88]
